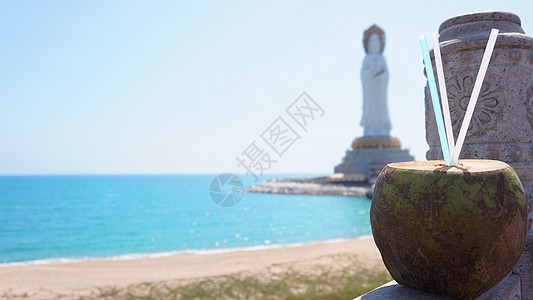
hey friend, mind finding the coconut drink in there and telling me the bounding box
[370,159,527,299]
[368,23,530,299]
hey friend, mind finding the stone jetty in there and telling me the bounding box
[245,177,371,197]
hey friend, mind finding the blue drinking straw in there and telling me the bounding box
[420,35,451,165]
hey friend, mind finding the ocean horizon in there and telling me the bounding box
[0,174,372,265]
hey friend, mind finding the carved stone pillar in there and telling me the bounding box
[425,11,533,229]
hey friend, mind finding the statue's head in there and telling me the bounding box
[363,24,385,54]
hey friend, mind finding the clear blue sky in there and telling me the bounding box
[1,1,532,175]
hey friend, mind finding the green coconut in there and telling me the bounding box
[370,159,527,300]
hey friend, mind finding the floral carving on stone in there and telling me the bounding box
[446,69,503,137]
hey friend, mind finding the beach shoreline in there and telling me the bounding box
[0,236,373,267]
[0,237,385,299]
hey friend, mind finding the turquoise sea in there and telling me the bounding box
[0,175,372,265]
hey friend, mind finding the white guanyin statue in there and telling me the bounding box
[360,25,392,137]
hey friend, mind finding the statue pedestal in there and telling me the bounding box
[334,136,413,181]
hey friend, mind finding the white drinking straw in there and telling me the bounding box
[432,33,455,166]
[450,29,499,166]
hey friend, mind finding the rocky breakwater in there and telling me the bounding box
[245,177,372,197]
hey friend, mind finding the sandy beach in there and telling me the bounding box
[0,237,386,299]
